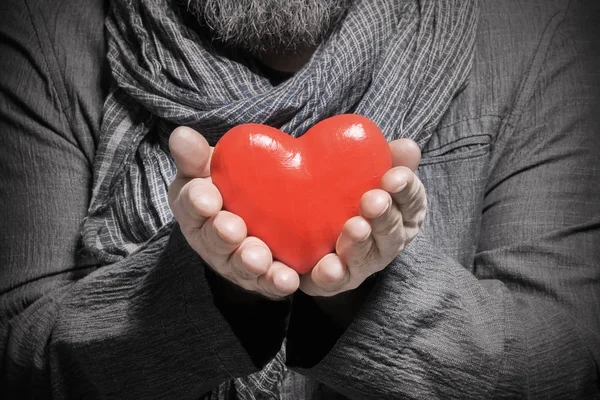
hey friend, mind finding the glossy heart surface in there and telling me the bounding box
[211,114,392,274]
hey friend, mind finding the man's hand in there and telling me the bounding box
[168,127,300,300]
[300,138,427,297]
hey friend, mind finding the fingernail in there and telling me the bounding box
[373,199,392,219]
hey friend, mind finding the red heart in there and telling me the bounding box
[211,114,392,275]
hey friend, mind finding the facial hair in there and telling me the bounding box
[185,0,354,56]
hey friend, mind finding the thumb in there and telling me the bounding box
[389,138,421,171]
[169,126,213,178]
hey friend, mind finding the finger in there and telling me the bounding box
[300,254,351,297]
[196,211,247,263]
[228,237,272,281]
[172,178,222,227]
[257,261,300,299]
[335,216,377,275]
[381,166,413,198]
[360,189,406,256]
[381,168,427,234]
[169,126,213,178]
[360,188,393,220]
[389,138,421,171]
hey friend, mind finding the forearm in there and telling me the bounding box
[286,237,599,399]
[1,226,289,399]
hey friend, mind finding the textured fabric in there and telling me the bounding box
[0,0,290,397]
[82,0,478,264]
[2,0,600,398]
[82,2,478,397]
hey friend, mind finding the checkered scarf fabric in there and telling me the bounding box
[82,0,478,397]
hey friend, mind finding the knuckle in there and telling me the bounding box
[261,289,286,301]
[213,212,246,245]
[318,275,350,295]
[347,244,379,271]
[210,266,242,287]
[221,269,259,294]
[197,218,214,244]
[184,179,207,202]
[398,166,414,180]
[233,278,256,293]
[395,241,406,255]
[198,218,233,256]
[344,280,362,292]
[372,208,402,237]
[257,277,284,300]
[231,261,258,281]
[179,220,200,239]
[404,203,427,231]
[219,270,236,283]
[319,277,359,297]
[316,287,342,297]
[404,226,420,243]
[404,201,421,217]
[402,183,427,218]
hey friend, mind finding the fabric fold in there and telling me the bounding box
[82,0,479,397]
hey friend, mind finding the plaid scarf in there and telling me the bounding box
[83,0,478,397]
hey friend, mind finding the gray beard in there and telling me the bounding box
[185,0,354,55]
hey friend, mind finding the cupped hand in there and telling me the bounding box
[168,127,300,300]
[300,138,427,297]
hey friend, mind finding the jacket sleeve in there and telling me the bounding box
[285,1,600,398]
[0,1,289,398]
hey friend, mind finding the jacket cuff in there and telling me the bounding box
[286,274,378,368]
[168,224,291,370]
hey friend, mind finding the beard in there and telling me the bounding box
[185,0,354,55]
